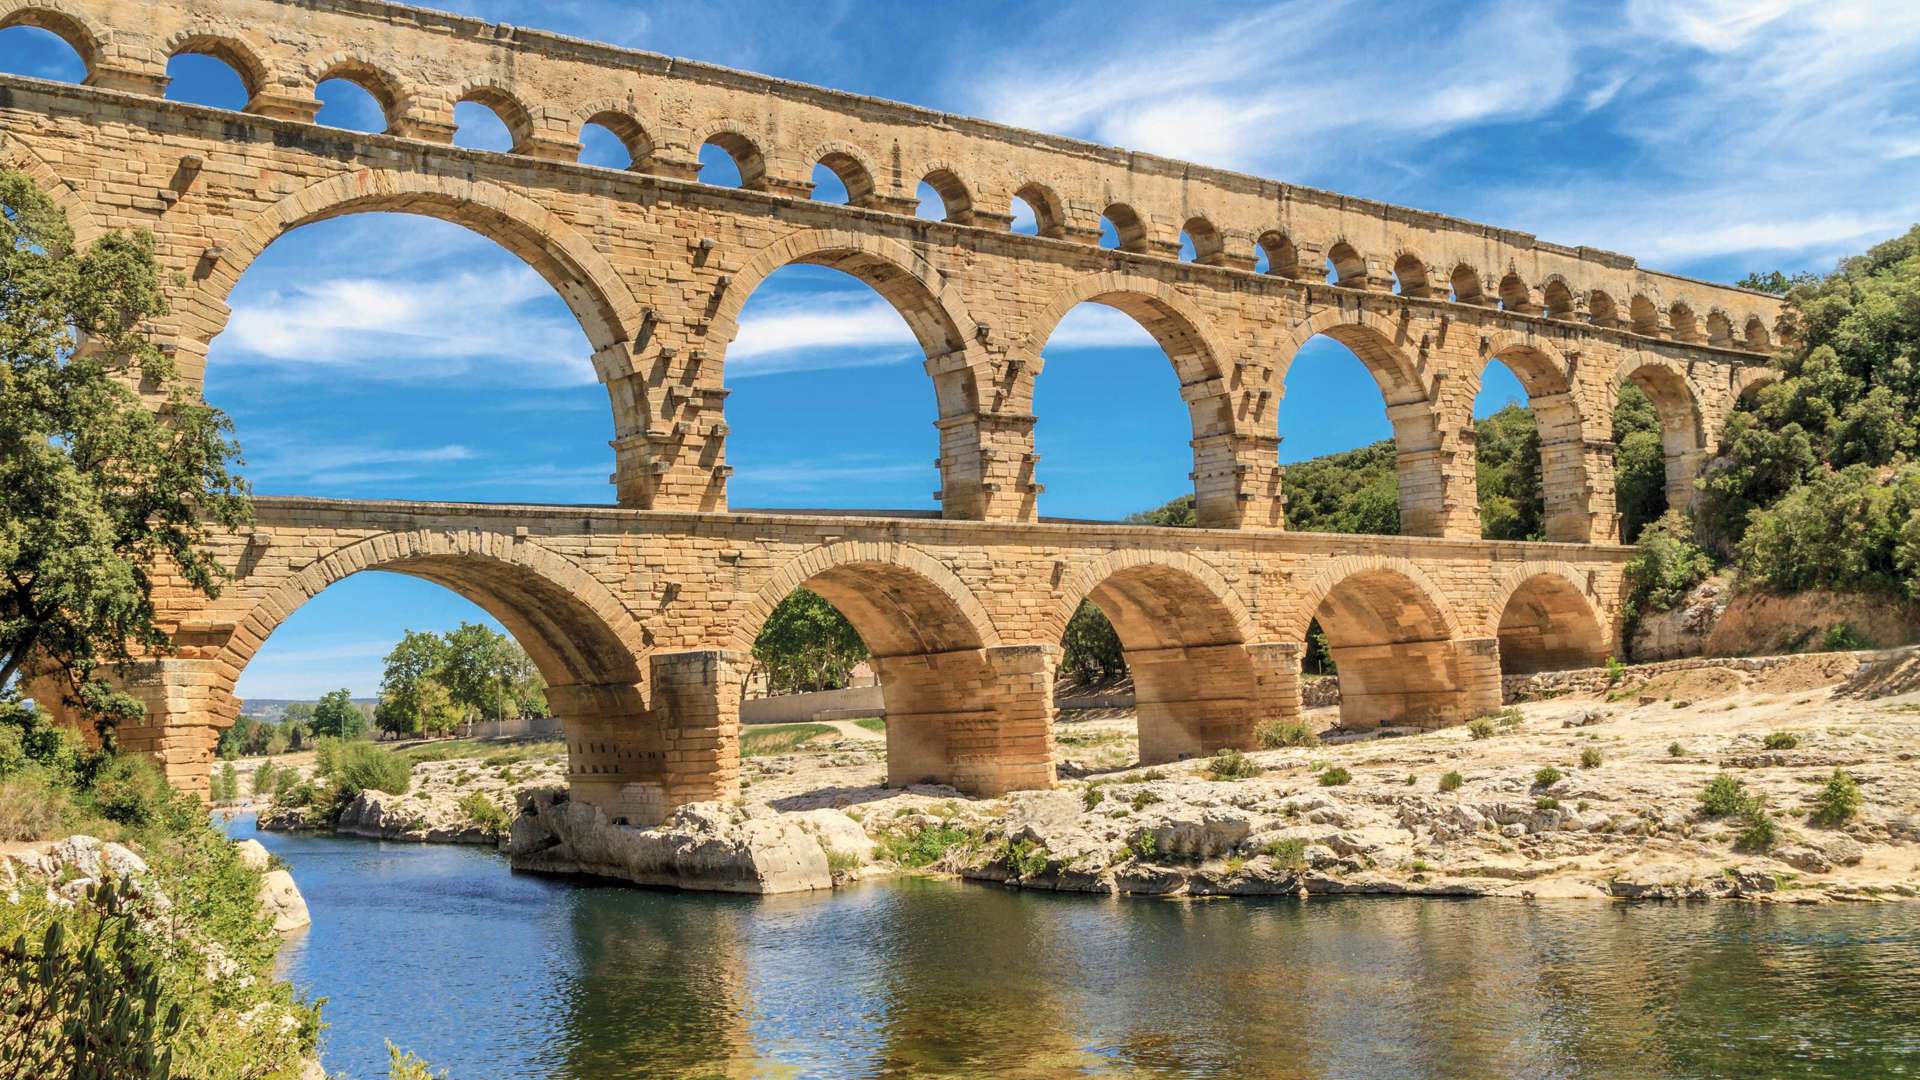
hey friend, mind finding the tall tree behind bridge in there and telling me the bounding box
[0,170,250,735]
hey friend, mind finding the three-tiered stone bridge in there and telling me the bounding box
[6,0,1784,820]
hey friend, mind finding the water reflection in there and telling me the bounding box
[229,817,1920,1079]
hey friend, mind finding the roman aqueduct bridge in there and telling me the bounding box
[4,0,1783,817]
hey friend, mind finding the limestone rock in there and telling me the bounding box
[508,791,833,894]
[1774,845,1832,874]
[258,869,311,932]
[233,838,272,872]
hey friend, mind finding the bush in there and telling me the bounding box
[1003,837,1049,878]
[1466,718,1496,740]
[1262,836,1308,869]
[1535,797,1560,811]
[0,776,73,842]
[87,756,176,828]
[1081,785,1105,811]
[1318,767,1351,787]
[209,763,239,806]
[1810,768,1862,827]
[1823,623,1872,651]
[1605,656,1627,686]
[1205,748,1262,781]
[1668,741,1687,758]
[327,742,411,797]
[1534,766,1563,788]
[1438,771,1464,793]
[1735,808,1777,853]
[0,699,89,788]
[1763,731,1800,750]
[1579,747,1603,769]
[1622,511,1714,628]
[1700,774,1756,818]
[1737,464,1920,597]
[1255,718,1319,748]
[252,760,277,798]
[874,823,974,868]
[458,791,512,839]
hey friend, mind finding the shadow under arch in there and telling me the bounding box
[212,528,650,810]
[733,541,1047,794]
[1468,333,1597,543]
[1490,562,1612,674]
[1274,307,1454,536]
[1051,550,1260,763]
[1291,557,1482,730]
[1019,271,1243,526]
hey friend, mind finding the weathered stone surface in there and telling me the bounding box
[508,790,836,894]
[232,838,272,872]
[258,869,311,932]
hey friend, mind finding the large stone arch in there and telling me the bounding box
[1289,556,1481,731]
[1050,548,1261,764]
[0,2,103,75]
[213,529,646,698]
[1018,271,1229,387]
[1617,352,1708,514]
[1273,306,1457,536]
[183,169,646,376]
[160,25,274,101]
[1488,560,1613,673]
[1469,333,1599,543]
[730,540,1047,793]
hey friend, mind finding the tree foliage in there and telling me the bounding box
[0,170,249,733]
[309,687,368,740]
[751,589,868,694]
[1475,403,1545,540]
[1059,600,1125,683]
[1281,441,1399,535]
[374,624,542,736]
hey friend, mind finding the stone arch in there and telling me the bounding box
[1629,294,1661,335]
[1010,181,1066,238]
[1705,309,1734,347]
[729,540,1000,657]
[304,54,412,131]
[1051,549,1259,765]
[0,127,100,246]
[1668,300,1700,342]
[1392,252,1431,297]
[1618,354,1707,514]
[1470,334,1593,541]
[809,140,881,207]
[1542,277,1577,318]
[1182,216,1224,264]
[1489,561,1612,673]
[1101,202,1149,252]
[1325,240,1367,286]
[1743,315,1772,351]
[1290,556,1471,731]
[1021,271,1228,386]
[188,171,644,379]
[918,164,972,223]
[692,120,770,190]
[1450,263,1487,305]
[213,530,646,697]
[0,3,101,73]
[161,28,272,101]
[1588,289,1619,328]
[1257,230,1299,277]
[571,101,654,168]
[1497,271,1535,312]
[454,77,537,151]
[1046,549,1253,646]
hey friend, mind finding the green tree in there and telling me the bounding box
[751,589,868,693]
[0,170,249,734]
[309,687,368,740]
[1059,600,1125,683]
[372,630,449,736]
[440,622,546,722]
[1474,403,1544,540]
[1736,464,1920,595]
[1612,383,1668,543]
[1281,440,1400,534]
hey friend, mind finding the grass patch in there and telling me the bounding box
[825,848,863,875]
[741,723,836,757]
[874,823,976,868]
[1263,836,1309,869]
[1466,717,1496,740]
[1205,748,1262,781]
[398,737,564,767]
[1580,747,1604,769]
[1763,731,1801,751]
[852,716,887,734]
[1534,766,1564,788]
[1668,741,1687,758]
[458,791,512,839]
[1438,771,1463,793]
[1318,766,1352,787]
[1254,717,1319,749]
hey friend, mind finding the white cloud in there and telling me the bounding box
[242,440,476,487]
[728,292,919,377]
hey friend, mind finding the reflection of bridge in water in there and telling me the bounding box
[9,0,1782,817]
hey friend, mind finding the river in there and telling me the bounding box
[223,814,1920,1078]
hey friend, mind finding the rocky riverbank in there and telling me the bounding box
[263,650,1920,903]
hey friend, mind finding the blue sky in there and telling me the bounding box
[5,0,1919,700]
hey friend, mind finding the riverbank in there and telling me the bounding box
[249,649,1920,903]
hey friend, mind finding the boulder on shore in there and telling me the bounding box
[507,789,844,894]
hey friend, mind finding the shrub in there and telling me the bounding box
[87,755,176,827]
[1580,747,1603,769]
[1262,836,1308,869]
[1255,718,1319,749]
[210,763,239,805]
[875,823,974,868]
[1318,767,1351,787]
[1762,731,1800,750]
[1534,766,1563,788]
[1668,741,1687,758]
[1622,511,1714,625]
[0,776,73,842]
[1823,623,1872,651]
[1535,797,1560,811]
[1735,808,1777,853]
[458,791,512,839]
[1466,718,1496,740]
[251,760,278,799]
[329,742,411,797]
[1081,785,1106,811]
[1438,771,1464,793]
[824,848,862,876]
[1003,837,1049,878]
[1130,789,1162,810]
[1700,774,1756,818]
[1810,768,1862,827]
[1205,748,1261,781]
[1605,655,1628,687]
[1493,708,1524,729]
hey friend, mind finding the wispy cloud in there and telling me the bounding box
[732,455,928,491]
[728,292,919,376]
